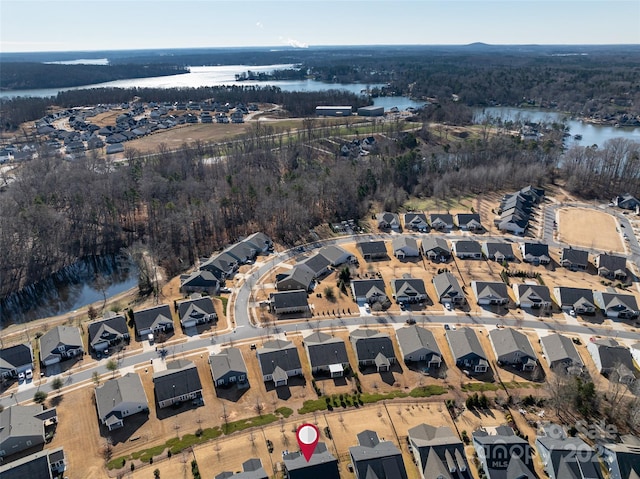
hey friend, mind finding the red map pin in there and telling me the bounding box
[296,423,319,462]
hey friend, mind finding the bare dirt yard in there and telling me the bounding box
[557,207,624,252]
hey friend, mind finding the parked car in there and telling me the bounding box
[220,287,232,294]
[250,343,257,350]
[405,318,416,325]
[445,302,453,311]
[18,372,25,382]
[25,369,33,380]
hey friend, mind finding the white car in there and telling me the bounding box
[364,304,371,313]
[25,369,33,380]
[18,372,25,382]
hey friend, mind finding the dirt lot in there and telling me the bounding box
[557,207,624,252]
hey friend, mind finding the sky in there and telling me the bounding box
[1,0,639,53]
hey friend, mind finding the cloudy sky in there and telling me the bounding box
[1,0,639,53]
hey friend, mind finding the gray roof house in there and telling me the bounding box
[177,295,217,328]
[87,313,130,353]
[318,245,354,266]
[243,232,273,254]
[257,339,302,386]
[456,213,483,231]
[489,328,537,371]
[299,253,332,279]
[303,332,349,377]
[200,252,238,280]
[408,424,471,479]
[39,326,84,367]
[560,247,589,271]
[482,242,516,262]
[613,194,640,210]
[452,240,482,259]
[404,213,429,232]
[391,236,420,258]
[599,435,640,479]
[471,281,510,306]
[283,442,340,479]
[553,287,596,314]
[521,242,551,265]
[430,213,454,231]
[0,405,57,458]
[391,277,428,304]
[351,279,388,305]
[0,343,33,379]
[594,291,640,319]
[179,270,220,295]
[133,304,174,338]
[396,326,442,368]
[540,333,584,374]
[350,329,396,372]
[224,241,257,264]
[357,241,388,261]
[536,423,603,479]
[587,339,637,385]
[473,426,535,479]
[421,236,450,262]
[276,264,315,292]
[209,347,249,389]
[432,272,466,305]
[95,373,148,431]
[215,458,268,479]
[349,430,408,479]
[377,212,401,231]
[269,290,310,315]
[0,447,66,479]
[153,359,203,408]
[446,328,489,374]
[512,284,552,310]
[595,253,627,280]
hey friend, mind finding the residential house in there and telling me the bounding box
[495,186,544,235]
[396,326,442,368]
[177,296,217,328]
[536,423,603,479]
[257,339,302,386]
[404,213,429,232]
[95,373,148,431]
[408,424,470,479]
[299,253,332,279]
[473,426,536,479]
[553,287,596,315]
[421,237,450,262]
[391,236,420,258]
[489,328,537,371]
[179,270,220,296]
[350,329,396,372]
[599,435,640,479]
[482,242,515,262]
[0,447,66,479]
[133,304,174,338]
[275,264,315,292]
[513,283,552,310]
[303,332,349,377]
[560,247,589,271]
[200,252,238,281]
[243,232,273,254]
[594,291,640,319]
[269,290,310,315]
[587,338,637,385]
[283,442,340,479]
[595,253,628,280]
[153,359,203,408]
[456,213,483,231]
[446,328,489,374]
[357,241,388,261]
[209,347,249,389]
[613,194,640,210]
[318,245,354,266]
[215,458,268,479]
[452,240,482,259]
[39,326,84,367]
[349,430,408,479]
[391,277,428,304]
[0,405,57,458]
[432,272,466,305]
[472,281,511,306]
[351,279,388,306]
[540,333,584,374]
[521,242,551,265]
[429,214,454,231]
[377,212,401,231]
[87,313,130,353]
[0,343,33,379]
[495,206,530,235]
